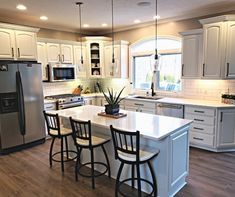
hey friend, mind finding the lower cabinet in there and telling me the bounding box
[124,99,156,114]
[84,97,96,105]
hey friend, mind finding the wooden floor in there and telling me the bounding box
[0,139,235,197]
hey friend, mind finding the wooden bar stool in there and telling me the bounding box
[110,125,159,197]
[43,111,78,172]
[69,117,111,189]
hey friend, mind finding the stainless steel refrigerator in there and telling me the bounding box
[0,61,45,154]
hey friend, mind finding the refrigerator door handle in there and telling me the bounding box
[16,71,26,136]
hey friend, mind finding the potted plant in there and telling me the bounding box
[97,83,125,115]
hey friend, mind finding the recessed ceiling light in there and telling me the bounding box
[154,15,160,20]
[134,19,141,24]
[16,4,27,10]
[40,16,48,21]
[137,2,151,7]
[83,24,89,28]
[102,23,108,27]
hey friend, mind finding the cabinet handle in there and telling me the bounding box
[194,110,205,113]
[62,55,65,62]
[202,63,205,76]
[140,109,142,112]
[193,127,204,131]
[194,118,204,122]
[134,103,144,106]
[58,54,61,62]
[11,47,14,57]
[18,48,20,57]
[226,63,229,77]
[220,112,223,122]
[182,64,184,76]
[193,137,204,141]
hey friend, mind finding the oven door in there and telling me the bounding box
[49,63,76,82]
[58,102,84,110]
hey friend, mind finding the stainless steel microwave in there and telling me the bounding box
[48,63,76,82]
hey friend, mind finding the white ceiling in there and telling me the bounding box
[0,0,235,34]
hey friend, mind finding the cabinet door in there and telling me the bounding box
[74,45,87,78]
[225,22,235,78]
[181,35,201,78]
[37,42,48,81]
[202,22,224,78]
[15,31,37,60]
[84,98,96,105]
[47,43,60,62]
[61,44,73,63]
[104,45,121,78]
[0,28,15,59]
[217,109,235,148]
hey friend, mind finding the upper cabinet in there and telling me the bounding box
[37,42,48,81]
[73,45,87,78]
[199,15,235,79]
[104,40,129,78]
[180,29,203,78]
[47,43,73,64]
[85,37,111,78]
[0,23,39,60]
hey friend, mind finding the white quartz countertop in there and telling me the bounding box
[52,105,192,141]
[126,96,235,108]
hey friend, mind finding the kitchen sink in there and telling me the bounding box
[133,96,162,100]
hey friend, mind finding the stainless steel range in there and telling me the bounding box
[45,94,84,110]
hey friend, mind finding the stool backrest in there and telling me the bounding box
[69,117,92,147]
[110,125,140,162]
[43,111,61,136]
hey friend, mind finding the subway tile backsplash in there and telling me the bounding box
[43,78,235,102]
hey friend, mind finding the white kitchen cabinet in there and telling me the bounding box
[74,45,87,78]
[47,43,73,64]
[225,21,235,78]
[104,40,129,78]
[202,22,224,78]
[37,42,48,81]
[124,99,156,114]
[217,109,235,148]
[0,26,38,60]
[185,106,216,149]
[84,97,96,105]
[180,29,202,78]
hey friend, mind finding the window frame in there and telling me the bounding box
[130,35,182,92]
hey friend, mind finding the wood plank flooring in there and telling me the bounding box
[0,139,235,197]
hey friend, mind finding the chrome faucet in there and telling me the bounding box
[151,82,156,97]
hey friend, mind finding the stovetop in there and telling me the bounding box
[45,94,81,99]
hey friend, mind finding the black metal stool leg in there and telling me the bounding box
[136,163,142,197]
[65,136,69,159]
[90,147,95,189]
[49,137,55,167]
[101,145,111,178]
[148,161,157,197]
[116,162,124,197]
[131,164,135,188]
[61,137,64,172]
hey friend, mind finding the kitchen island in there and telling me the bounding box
[52,105,192,197]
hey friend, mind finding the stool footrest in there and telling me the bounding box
[51,150,78,163]
[77,161,109,178]
[118,177,155,197]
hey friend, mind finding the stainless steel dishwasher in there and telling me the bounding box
[156,103,184,118]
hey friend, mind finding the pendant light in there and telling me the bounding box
[155,0,158,61]
[111,0,115,64]
[76,2,84,64]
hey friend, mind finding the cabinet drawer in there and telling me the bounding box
[190,123,214,134]
[185,113,215,126]
[44,103,56,110]
[185,106,215,116]
[125,100,155,109]
[190,132,214,147]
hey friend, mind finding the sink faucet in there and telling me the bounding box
[151,82,156,96]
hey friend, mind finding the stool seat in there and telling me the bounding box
[76,135,110,147]
[118,148,159,162]
[50,126,72,136]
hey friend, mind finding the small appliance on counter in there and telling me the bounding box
[221,94,235,104]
